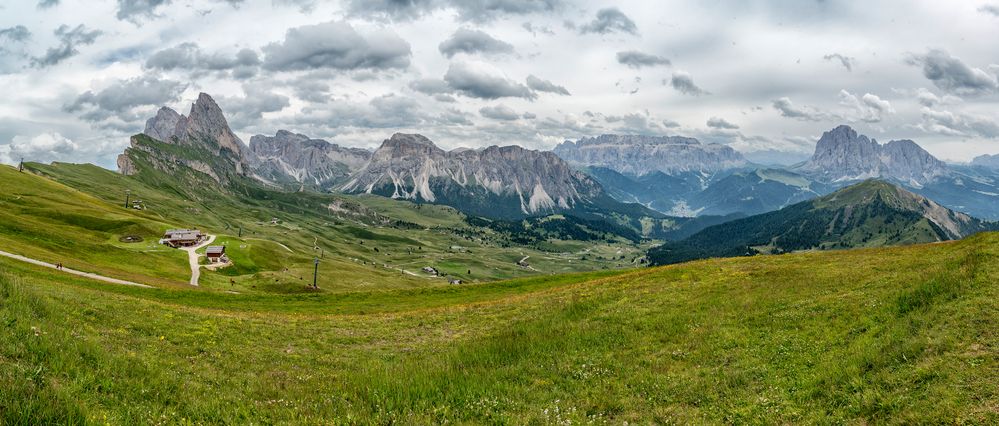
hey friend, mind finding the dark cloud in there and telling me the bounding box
[669,71,707,96]
[580,8,638,35]
[905,49,998,96]
[443,61,536,99]
[145,43,261,78]
[219,86,290,128]
[297,94,432,129]
[608,112,665,135]
[706,117,739,129]
[823,53,855,71]
[662,119,680,128]
[347,0,561,23]
[434,94,457,103]
[525,75,570,95]
[979,4,999,17]
[522,22,554,36]
[454,0,561,22]
[116,0,171,23]
[438,28,514,58]
[65,75,186,123]
[436,108,474,126]
[31,24,102,68]
[919,107,999,138]
[616,50,670,68]
[409,78,453,95]
[479,104,520,121]
[262,21,410,72]
[287,74,332,103]
[522,112,537,119]
[772,97,824,121]
[0,26,31,42]
[37,0,59,8]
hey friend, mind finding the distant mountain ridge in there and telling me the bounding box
[553,134,746,176]
[797,125,948,186]
[340,133,606,218]
[648,180,994,265]
[971,154,999,169]
[248,130,371,190]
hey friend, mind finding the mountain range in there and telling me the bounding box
[647,179,995,265]
[114,92,998,252]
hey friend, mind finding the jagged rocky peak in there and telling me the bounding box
[377,133,446,156]
[802,125,947,185]
[341,133,604,217]
[141,93,246,159]
[248,130,372,190]
[119,92,248,179]
[553,134,746,176]
[971,153,999,169]
[144,107,183,143]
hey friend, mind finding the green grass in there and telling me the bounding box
[19,162,648,293]
[1,232,996,423]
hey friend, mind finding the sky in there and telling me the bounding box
[2,0,999,169]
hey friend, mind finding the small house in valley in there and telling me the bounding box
[161,229,204,248]
[205,246,228,263]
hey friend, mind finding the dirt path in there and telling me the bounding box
[181,235,216,286]
[246,238,293,253]
[0,249,152,288]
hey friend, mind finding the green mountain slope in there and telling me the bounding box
[2,227,996,423]
[648,180,995,265]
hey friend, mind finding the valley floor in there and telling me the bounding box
[1,232,997,424]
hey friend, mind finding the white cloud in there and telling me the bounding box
[2,0,999,164]
[5,132,80,164]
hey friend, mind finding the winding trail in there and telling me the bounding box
[181,235,216,286]
[0,249,152,288]
[246,238,294,253]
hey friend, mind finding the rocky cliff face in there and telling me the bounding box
[800,125,948,186]
[971,154,999,169]
[248,130,371,190]
[341,133,604,217]
[138,93,249,175]
[118,93,248,184]
[553,134,746,176]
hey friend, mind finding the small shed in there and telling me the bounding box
[449,278,463,285]
[205,246,227,263]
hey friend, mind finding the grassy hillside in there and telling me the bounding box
[14,163,648,292]
[1,231,996,423]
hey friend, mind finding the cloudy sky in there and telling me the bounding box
[2,0,999,168]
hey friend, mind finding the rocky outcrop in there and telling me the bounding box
[799,125,948,186]
[971,153,999,169]
[248,130,371,190]
[553,134,746,176]
[341,133,604,217]
[143,107,183,143]
[137,93,248,175]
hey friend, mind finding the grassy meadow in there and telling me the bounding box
[0,163,996,423]
[12,163,647,293]
[0,230,996,423]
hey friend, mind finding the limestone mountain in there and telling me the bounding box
[647,180,994,265]
[117,93,249,184]
[971,154,999,169]
[553,134,747,176]
[248,130,372,190]
[340,133,607,219]
[798,125,948,186]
